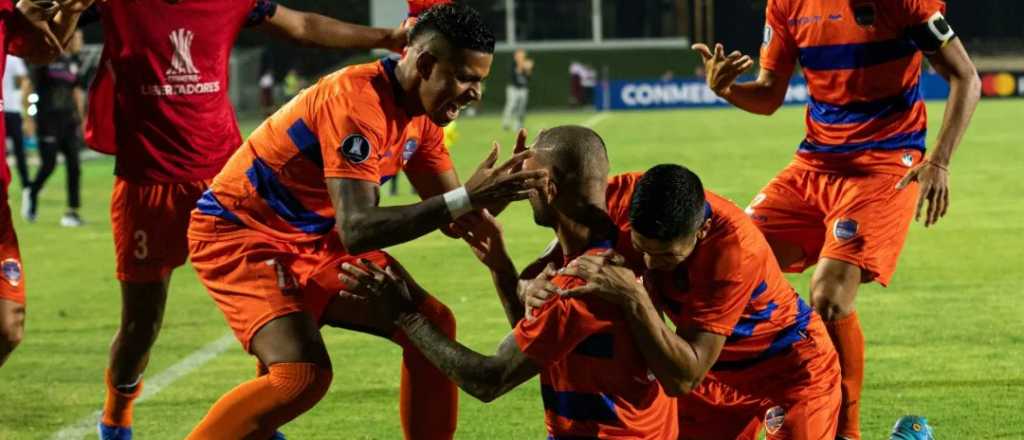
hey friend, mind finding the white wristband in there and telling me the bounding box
[443,186,473,219]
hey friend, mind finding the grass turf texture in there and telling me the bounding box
[0,100,1021,439]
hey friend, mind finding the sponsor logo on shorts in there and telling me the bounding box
[265,259,298,294]
[834,218,859,241]
[341,134,372,164]
[2,258,22,287]
[403,138,419,161]
[765,405,786,435]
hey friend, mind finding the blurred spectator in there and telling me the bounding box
[502,48,532,131]
[570,61,597,107]
[283,68,305,101]
[3,55,30,190]
[25,30,86,227]
[259,70,275,116]
[661,70,675,81]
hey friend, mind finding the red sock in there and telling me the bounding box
[187,362,332,440]
[393,295,458,440]
[825,312,864,440]
[102,369,143,427]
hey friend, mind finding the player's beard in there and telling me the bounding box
[530,196,556,227]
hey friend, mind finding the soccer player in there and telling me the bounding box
[185,5,545,438]
[692,1,980,437]
[528,164,842,439]
[341,126,679,439]
[86,2,418,438]
[0,0,95,368]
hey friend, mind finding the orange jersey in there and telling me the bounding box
[760,0,945,175]
[606,173,818,368]
[189,58,453,243]
[514,246,678,440]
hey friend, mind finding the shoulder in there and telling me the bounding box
[606,172,641,225]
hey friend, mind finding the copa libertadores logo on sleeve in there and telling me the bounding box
[341,134,372,164]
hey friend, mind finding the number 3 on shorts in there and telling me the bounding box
[134,230,148,260]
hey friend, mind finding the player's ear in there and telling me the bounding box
[415,50,438,81]
[696,218,712,240]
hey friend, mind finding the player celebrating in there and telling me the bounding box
[0,0,94,367]
[342,126,679,440]
[185,4,544,438]
[692,1,980,437]
[527,165,842,439]
[86,1,419,438]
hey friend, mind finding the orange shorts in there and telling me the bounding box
[111,177,209,282]
[0,191,25,305]
[680,319,841,440]
[745,164,920,285]
[189,232,392,352]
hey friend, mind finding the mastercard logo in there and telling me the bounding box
[981,73,1017,97]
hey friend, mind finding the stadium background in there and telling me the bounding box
[3,1,1022,439]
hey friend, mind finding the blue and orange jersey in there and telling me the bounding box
[760,0,946,175]
[188,58,453,243]
[514,246,678,440]
[606,173,821,370]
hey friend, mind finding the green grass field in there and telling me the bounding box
[1,100,1021,439]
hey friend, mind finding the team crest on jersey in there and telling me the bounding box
[403,138,419,161]
[165,28,200,83]
[853,2,876,27]
[1,258,22,287]
[762,25,773,46]
[341,134,372,164]
[834,218,859,241]
[902,152,915,167]
[764,406,786,435]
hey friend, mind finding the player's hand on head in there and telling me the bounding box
[464,142,547,212]
[691,42,753,96]
[896,160,950,227]
[519,263,560,319]
[561,252,643,306]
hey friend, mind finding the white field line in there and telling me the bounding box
[581,112,611,128]
[50,333,236,440]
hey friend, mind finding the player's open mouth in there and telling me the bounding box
[445,103,462,120]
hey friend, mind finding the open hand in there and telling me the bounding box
[519,263,560,319]
[464,141,547,213]
[561,251,643,306]
[461,210,513,271]
[691,43,754,96]
[896,160,950,227]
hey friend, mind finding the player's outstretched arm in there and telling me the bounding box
[896,33,980,227]
[562,254,726,396]
[692,43,790,115]
[400,315,540,402]
[259,4,408,52]
[461,210,525,327]
[330,146,546,255]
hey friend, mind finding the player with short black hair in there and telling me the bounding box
[184,3,545,438]
[629,164,705,242]
[691,1,981,437]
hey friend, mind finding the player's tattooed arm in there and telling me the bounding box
[260,4,408,52]
[398,313,540,402]
[330,178,453,255]
[461,210,524,327]
[563,255,726,396]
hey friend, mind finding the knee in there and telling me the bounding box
[810,289,855,321]
[417,297,456,338]
[267,363,333,404]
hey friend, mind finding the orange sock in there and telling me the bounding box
[186,362,332,440]
[825,312,864,440]
[102,369,143,427]
[393,295,458,440]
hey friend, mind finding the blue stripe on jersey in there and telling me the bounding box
[195,190,243,225]
[712,297,813,371]
[245,158,335,234]
[809,84,922,125]
[573,333,615,359]
[799,39,917,71]
[287,119,323,167]
[541,385,619,423]
[379,175,395,184]
[750,281,769,299]
[728,301,779,341]
[798,129,926,154]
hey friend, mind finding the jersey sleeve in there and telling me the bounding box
[672,242,757,336]
[759,0,798,77]
[898,0,946,27]
[403,121,454,175]
[316,96,388,183]
[245,0,278,27]
[513,276,612,367]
